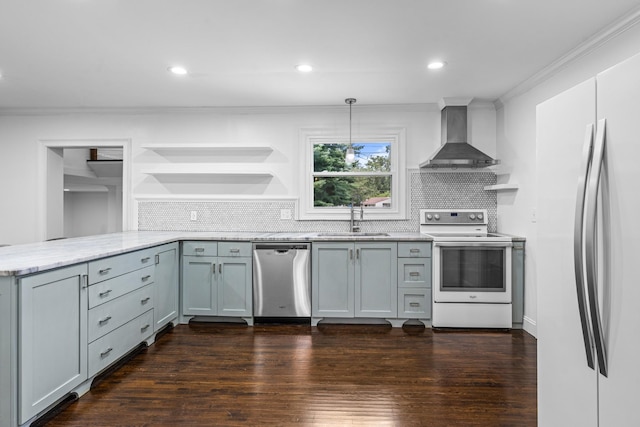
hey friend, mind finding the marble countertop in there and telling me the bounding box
[0,231,432,277]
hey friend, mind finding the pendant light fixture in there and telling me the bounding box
[345,98,356,164]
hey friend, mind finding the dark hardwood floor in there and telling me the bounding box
[46,323,537,426]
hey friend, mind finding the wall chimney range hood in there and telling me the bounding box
[420,101,499,169]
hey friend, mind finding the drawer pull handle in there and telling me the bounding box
[409,248,420,253]
[141,257,151,263]
[141,297,151,304]
[195,247,205,252]
[98,316,112,325]
[100,347,113,358]
[98,267,112,274]
[409,302,421,307]
[141,324,150,332]
[141,275,152,281]
[409,272,420,277]
[229,248,240,253]
[99,289,112,297]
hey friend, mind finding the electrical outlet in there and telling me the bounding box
[190,211,198,221]
[280,209,292,220]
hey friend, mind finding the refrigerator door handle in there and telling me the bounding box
[585,118,608,377]
[574,123,596,370]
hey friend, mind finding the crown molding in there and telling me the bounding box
[498,5,640,105]
[0,103,440,117]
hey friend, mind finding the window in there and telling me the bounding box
[299,128,406,220]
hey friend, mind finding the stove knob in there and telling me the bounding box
[477,213,484,220]
[426,214,433,220]
[434,214,440,220]
[469,213,476,220]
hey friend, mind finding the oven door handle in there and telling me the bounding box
[433,242,512,248]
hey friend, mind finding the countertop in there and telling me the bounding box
[0,231,432,277]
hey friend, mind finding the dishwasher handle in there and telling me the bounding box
[253,244,310,251]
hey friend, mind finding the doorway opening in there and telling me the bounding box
[40,139,131,241]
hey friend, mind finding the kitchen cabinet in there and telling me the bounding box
[86,247,161,378]
[537,51,640,426]
[182,241,252,321]
[153,242,179,331]
[397,242,431,320]
[0,277,12,426]
[511,241,525,327]
[18,264,88,424]
[312,242,397,321]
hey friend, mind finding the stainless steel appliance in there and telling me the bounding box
[252,243,311,319]
[420,209,513,328]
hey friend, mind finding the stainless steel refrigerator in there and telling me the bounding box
[536,51,640,425]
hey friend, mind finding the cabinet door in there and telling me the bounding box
[0,277,13,426]
[355,242,397,318]
[312,243,354,317]
[18,264,88,424]
[217,257,252,317]
[154,243,179,330]
[182,256,217,316]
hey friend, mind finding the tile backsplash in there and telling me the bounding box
[138,170,497,232]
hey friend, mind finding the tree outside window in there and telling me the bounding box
[313,141,392,208]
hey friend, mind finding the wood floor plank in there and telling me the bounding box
[45,323,537,426]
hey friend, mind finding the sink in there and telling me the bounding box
[316,232,389,237]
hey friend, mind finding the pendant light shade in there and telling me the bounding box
[345,98,356,164]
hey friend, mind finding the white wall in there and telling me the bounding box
[0,102,495,244]
[496,16,640,337]
[64,191,110,238]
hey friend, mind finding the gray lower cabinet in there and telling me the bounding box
[18,264,88,424]
[397,242,432,320]
[512,241,525,326]
[312,242,398,319]
[153,242,179,331]
[182,241,252,318]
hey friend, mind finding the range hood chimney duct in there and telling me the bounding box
[420,103,499,168]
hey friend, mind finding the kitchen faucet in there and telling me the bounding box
[350,203,364,233]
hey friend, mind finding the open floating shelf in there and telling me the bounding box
[141,144,273,153]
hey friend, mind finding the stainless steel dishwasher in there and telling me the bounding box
[252,243,311,319]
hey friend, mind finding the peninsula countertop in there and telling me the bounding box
[0,231,433,276]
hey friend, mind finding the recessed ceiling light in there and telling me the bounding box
[427,61,446,70]
[168,66,188,75]
[296,64,313,73]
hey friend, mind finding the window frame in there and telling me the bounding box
[298,127,407,220]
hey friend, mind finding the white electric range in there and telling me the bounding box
[420,209,513,328]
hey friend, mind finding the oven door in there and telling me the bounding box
[433,242,512,303]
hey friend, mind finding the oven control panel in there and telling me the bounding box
[420,209,488,225]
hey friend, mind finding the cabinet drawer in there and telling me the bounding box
[218,241,252,257]
[398,288,431,319]
[88,248,155,285]
[398,258,431,288]
[88,284,154,343]
[183,241,218,256]
[88,309,154,378]
[398,242,431,258]
[88,266,154,308]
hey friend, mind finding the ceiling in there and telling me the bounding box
[1,0,639,109]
